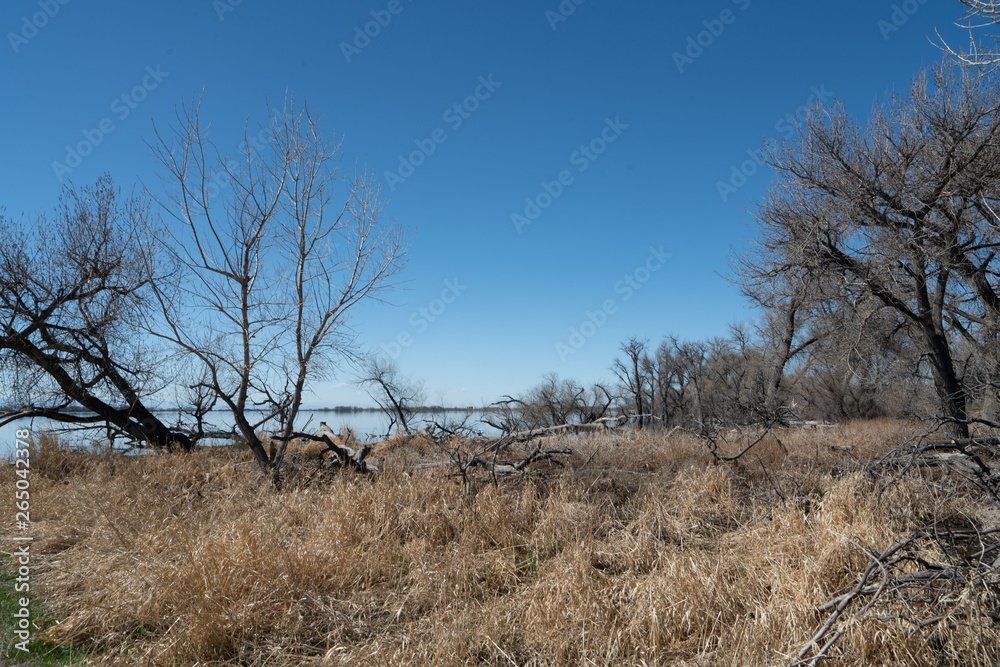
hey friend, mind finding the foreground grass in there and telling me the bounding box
[0,419,996,665]
[0,564,88,666]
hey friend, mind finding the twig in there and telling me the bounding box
[791,534,916,665]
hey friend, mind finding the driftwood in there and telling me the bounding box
[787,535,917,666]
[496,416,623,445]
[434,417,627,493]
[788,517,1000,666]
[881,433,1000,506]
[464,443,574,475]
[286,422,376,474]
[787,428,1000,666]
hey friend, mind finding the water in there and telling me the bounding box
[0,409,496,460]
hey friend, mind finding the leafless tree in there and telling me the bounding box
[796,301,922,420]
[937,1,1000,69]
[742,65,1000,437]
[147,95,406,482]
[0,176,191,450]
[359,356,424,435]
[532,372,584,426]
[526,374,614,427]
[669,337,709,427]
[729,258,825,417]
[698,329,769,426]
[612,337,652,428]
[485,374,614,433]
[648,341,675,425]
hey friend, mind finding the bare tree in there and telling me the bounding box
[585,382,615,423]
[0,176,191,450]
[742,65,1000,437]
[533,372,582,426]
[728,261,824,418]
[359,356,424,435]
[697,329,767,427]
[527,374,615,427]
[938,1,1000,69]
[670,337,709,427]
[148,95,406,481]
[612,337,651,428]
[486,375,614,434]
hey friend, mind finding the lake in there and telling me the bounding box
[0,409,498,460]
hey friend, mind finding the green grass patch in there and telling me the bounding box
[0,562,88,666]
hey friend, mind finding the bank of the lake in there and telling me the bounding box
[0,409,495,460]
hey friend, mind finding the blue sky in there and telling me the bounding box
[0,0,973,408]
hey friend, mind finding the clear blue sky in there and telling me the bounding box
[0,0,973,407]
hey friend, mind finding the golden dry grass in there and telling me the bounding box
[2,420,997,665]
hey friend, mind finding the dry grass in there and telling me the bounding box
[2,419,997,665]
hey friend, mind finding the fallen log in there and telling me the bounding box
[286,422,376,473]
[465,445,574,475]
[496,416,625,446]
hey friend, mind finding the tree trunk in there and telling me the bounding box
[7,333,192,451]
[922,325,969,438]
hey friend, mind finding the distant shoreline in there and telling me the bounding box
[294,406,482,414]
